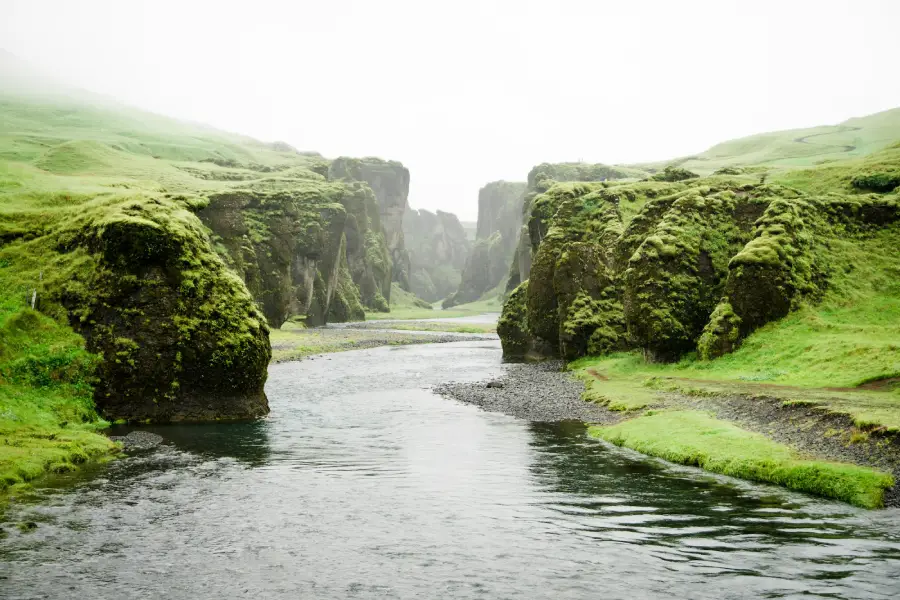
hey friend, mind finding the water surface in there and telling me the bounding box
[2,340,899,599]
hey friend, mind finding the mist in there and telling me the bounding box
[3,0,898,219]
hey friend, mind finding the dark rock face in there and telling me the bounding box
[339,183,392,312]
[48,197,271,422]
[329,157,412,297]
[444,181,526,307]
[199,185,359,327]
[404,208,470,302]
[497,174,900,363]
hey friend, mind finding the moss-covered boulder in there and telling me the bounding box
[623,188,768,361]
[697,300,742,359]
[497,281,530,361]
[3,194,271,422]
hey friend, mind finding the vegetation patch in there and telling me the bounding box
[588,411,894,508]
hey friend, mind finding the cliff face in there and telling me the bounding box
[1,194,272,422]
[506,162,648,293]
[497,167,900,363]
[404,208,470,302]
[329,157,411,298]
[199,183,363,327]
[443,181,526,307]
[338,182,392,312]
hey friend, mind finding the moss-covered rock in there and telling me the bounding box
[339,182,392,311]
[329,157,411,295]
[199,185,348,327]
[697,300,742,359]
[6,194,271,422]
[724,194,819,336]
[507,162,647,291]
[496,170,896,365]
[623,188,765,361]
[497,281,530,361]
[650,165,699,182]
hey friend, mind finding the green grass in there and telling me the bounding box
[632,107,900,176]
[570,216,900,430]
[0,300,116,493]
[350,321,496,334]
[589,411,895,508]
[366,291,503,321]
[269,328,468,362]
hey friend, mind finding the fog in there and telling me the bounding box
[2,0,898,220]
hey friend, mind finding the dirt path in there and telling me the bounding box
[791,125,861,157]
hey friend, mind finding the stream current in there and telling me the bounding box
[2,338,899,599]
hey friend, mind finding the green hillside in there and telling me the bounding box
[634,107,900,175]
[0,64,389,491]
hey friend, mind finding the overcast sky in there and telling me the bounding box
[3,0,898,220]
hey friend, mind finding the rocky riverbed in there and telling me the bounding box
[434,361,619,423]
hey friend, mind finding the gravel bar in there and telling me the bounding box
[434,361,619,424]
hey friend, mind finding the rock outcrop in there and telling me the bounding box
[13,194,272,422]
[443,181,526,307]
[506,162,648,293]
[404,208,470,302]
[329,157,412,297]
[497,168,900,363]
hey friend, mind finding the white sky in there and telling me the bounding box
[2,0,898,220]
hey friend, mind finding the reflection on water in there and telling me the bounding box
[106,419,272,466]
[2,340,899,599]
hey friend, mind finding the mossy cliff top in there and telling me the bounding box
[498,145,900,369]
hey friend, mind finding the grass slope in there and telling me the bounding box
[589,411,894,508]
[634,107,900,175]
[0,300,116,493]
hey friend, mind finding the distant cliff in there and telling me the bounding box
[443,181,525,307]
[404,208,470,302]
[329,157,412,298]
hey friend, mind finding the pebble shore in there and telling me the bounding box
[434,361,619,424]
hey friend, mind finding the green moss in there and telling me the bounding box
[589,411,894,508]
[650,165,699,182]
[624,187,761,360]
[697,300,742,360]
[498,281,530,360]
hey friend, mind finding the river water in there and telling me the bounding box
[2,339,900,599]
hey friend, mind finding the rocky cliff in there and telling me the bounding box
[199,182,360,327]
[1,193,271,422]
[505,162,648,294]
[498,156,900,363]
[404,208,470,302]
[443,181,526,307]
[329,157,412,298]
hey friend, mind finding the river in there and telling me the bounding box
[2,338,899,599]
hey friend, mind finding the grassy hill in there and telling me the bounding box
[0,60,340,492]
[634,107,900,175]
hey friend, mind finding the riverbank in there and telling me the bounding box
[435,361,899,509]
[269,326,494,363]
